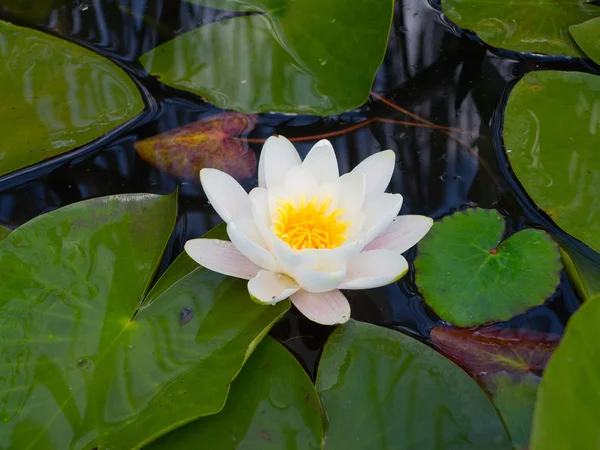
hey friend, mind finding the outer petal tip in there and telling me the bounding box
[248,270,299,305]
[290,290,351,325]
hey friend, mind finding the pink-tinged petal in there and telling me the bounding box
[362,193,403,244]
[364,215,434,253]
[302,139,339,184]
[339,250,409,290]
[351,149,396,196]
[248,270,299,305]
[259,135,301,188]
[227,216,279,271]
[200,168,250,223]
[184,239,260,280]
[291,289,350,325]
[291,264,347,293]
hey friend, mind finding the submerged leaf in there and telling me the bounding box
[414,209,562,326]
[135,112,257,180]
[430,326,559,377]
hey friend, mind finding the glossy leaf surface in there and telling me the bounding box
[0,21,144,177]
[531,296,600,450]
[482,372,539,450]
[570,17,600,65]
[415,209,562,326]
[135,113,257,181]
[140,0,394,115]
[430,326,559,377]
[442,0,600,56]
[148,337,322,449]
[316,320,511,450]
[0,194,289,449]
[504,71,600,252]
[560,246,600,301]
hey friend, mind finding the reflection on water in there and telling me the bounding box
[0,0,586,377]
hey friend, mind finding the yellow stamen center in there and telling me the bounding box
[273,196,349,250]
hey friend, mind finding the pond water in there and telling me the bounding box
[0,0,593,379]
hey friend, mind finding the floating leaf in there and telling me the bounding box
[430,326,559,377]
[414,209,562,327]
[147,337,323,449]
[481,372,540,450]
[570,17,600,65]
[134,112,257,181]
[0,194,289,449]
[316,320,511,450]
[531,295,600,450]
[504,71,600,252]
[0,226,10,242]
[140,0,394,115]
[559,245,600,301]
[441,0,600,56]
[0,20,144,177]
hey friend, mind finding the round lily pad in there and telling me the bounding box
[504,70,600,253]
[414,209,562,327]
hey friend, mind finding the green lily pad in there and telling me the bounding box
[504,70,600,253]
[441,0,600,57]
[481,372,540,450]
[414,209,562,327]
[0,193,289,449]
[0,226,11,241]
[316,320,511,450]
[570,17,600,65]
[0,20,144,177]
[139,0,393,115]
[530,295,600,450]
[147,337,323,449]
[560,245,600,301]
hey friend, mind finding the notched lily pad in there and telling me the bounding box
[415,209,562,327]
[134,112,257,181]
[441,0,600,57]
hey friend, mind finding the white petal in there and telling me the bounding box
[200,169,250,223]
[337,171,366,225]
[249,187,274,251]
[283,165,319,198]
[339,250,409,290]
[362,193,403,244]
[364,215,434,253]
[227,216,279,271]
[301,139,339,184]
[260,135,301,188]
[184,239,261,280]
[292,264,346,293]
[248,270,299,305]
[291,289,350,325]
[351,150,396,196]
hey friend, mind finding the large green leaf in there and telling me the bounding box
[316,320,511,450]
[530,294,600,450]
[0,194,289,449]
[570,17,600,65]
[441,0,600,57]
[414,209,562,327]
[147,337,323,449]
[139,0,393,115]
[504,71,600,252]
[560,245,600,301]
[0,20,144,177]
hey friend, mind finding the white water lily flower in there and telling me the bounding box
[185,135,433,325]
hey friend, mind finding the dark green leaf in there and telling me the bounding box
[559,245,600,301]
[0,194,289,449]
[316,320,511,450]
[140,0,394,115]
[570,17,600,65]
[147,337,323,449]
[442,0,600,56]
[531,296,600,450]
[414,209,562,327]
[0,20,144,177]
[504,70,600,252]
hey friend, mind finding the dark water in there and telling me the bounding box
[0,0,593,377]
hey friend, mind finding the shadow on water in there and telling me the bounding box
[0,0,590,377]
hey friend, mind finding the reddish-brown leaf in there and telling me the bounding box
[430,326,560,377]
[135,112,258,180]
